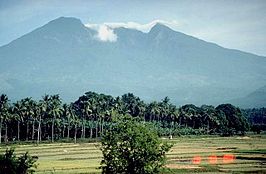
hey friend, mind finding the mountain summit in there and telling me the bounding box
[149,23,174,33]
[0,17,266,107]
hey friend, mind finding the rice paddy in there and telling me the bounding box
[0,134,265,173]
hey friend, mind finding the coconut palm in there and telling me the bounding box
[12,101,24,141]
[48,95,62,142]
[20,97,35,141]
[37,95,49,143]
[0,94,10,144]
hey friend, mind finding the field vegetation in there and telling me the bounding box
[1,91,265,173]
[0,134,265,173]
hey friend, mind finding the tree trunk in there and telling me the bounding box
[62,125,65,138]
[81,119,84,138]
[102,119,104,135]
[90,123,93,139]
[17,121,20,141]
[5,123,8,143]
[95,121,98,141]
[0,118,2,144]
[32,119,35,140]
[37,121,41,144]
[80,124,83,138]
[74,124,77,144]
[67,123,70,139]
[26,121,29,141]
[83,119,86,138]
[40,125,42,142]
[207,120,210,134]
[170,121,174,137]
[52,118,54,142]
[99,117,102,135]
[37,116,41,144]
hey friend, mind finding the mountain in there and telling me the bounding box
[231,86,266,108]
[0,17,266,107]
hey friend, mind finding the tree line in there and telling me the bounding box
[243,108,266,133]
[0,91,250,144]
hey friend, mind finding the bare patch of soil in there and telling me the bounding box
[165,164,201,169]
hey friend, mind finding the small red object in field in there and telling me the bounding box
[223,154,235,163]
[208,155,217,164]
[192,156,201,164]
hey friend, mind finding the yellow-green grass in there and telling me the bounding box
[0,135,265,173]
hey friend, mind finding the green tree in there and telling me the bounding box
[12,101,25,141]
[62,103,69,139]
[0,148,38,174]
[216,104,249,135]
[145,101,159,122]
[121,93,145,117]
[21,97,35,141]
[49,95,62,142]
[37,95,50,143]
[0,94,10,144]
[100,115,172,174]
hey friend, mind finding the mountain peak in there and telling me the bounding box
[48,17,83,26]
[1,17,266,107]
[39,16,88,34]
[149,23,173,34]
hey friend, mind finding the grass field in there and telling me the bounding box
[0,134,266,173]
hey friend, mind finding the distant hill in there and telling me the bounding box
[231,86,266,108]
[0,17,266,107]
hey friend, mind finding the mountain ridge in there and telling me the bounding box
[2,17,265,58]
[0,17,265,107]
[230,85,266,108]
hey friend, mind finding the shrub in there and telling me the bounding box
[100,115,172,174]
[0,148,38,174]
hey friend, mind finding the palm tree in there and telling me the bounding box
[62,104,68,138]
[180,104,198,128]
[32,101,40,140]
[201,105,217,133]
[67,103,77,139]
[49,95,62,142]
[146,101,159,122]
[70,104,80,143]
[62,103,76,139]
[13,101,24,141]
[77,99,89,138]
[0,94,9,144]
[20,97,35,141]
[37,95,49,143]
[83,100,91,138]
[168,104,179,137]
[73,114,80,143]
[4,108,11,143]
[99,95,114,135]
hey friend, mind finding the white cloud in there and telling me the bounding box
[96,25,117,42]
[104,20,181,33]
[85,20,181,42]
[85,23,99,30]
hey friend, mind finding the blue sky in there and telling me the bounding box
[0,0,266,56]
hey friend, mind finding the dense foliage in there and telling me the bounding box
[100,115,172,174]
[0,148,38,174]
[0,92,250,143]
[243,108,266,133]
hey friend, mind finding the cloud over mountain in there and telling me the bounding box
[97,25,117,42]
[85,19,181,42]
[0,17,266,108]
[85,19,181,33]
